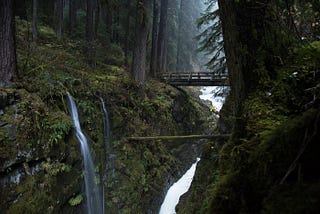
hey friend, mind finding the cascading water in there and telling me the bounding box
[67,93,104,214]
[100,97,116,178]
[159,158,200,214]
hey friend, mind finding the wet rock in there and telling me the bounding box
[0,92,8,109]
[14,92,20,101]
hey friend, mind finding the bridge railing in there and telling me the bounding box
[159,72,229,86]
[160,72,229,80]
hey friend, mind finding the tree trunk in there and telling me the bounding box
[55,0,63,40]
[156,0,168,74]
[69,0,77,36]
[94,0,100,38]
[101,1,111,42]
[0,0,17,87]
[124,0,132,66]
[176,0,184,72]
[218,0,269,140]
[86,0,96,69]
[112,5,120,44]
[150,0,159,77]
[32,0,37,44]
[163,31,168,71]
[132,0,149,95]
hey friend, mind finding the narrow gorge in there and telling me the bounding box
[1,0,319,213]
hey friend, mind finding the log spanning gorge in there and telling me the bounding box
[63,86,225,214]
[66,93,199,214]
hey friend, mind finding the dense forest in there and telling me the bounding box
[0,0,320,213]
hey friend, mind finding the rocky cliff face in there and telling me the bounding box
[0,82,210,213]
[0,89,83,213]
[0,18,213,213]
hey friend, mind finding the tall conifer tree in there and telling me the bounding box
[0,0,17,87]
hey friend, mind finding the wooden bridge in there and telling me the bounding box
[160,72,229,86]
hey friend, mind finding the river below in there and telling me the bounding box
[159,158,200,214]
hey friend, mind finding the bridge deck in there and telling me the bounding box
[160,72,229,86]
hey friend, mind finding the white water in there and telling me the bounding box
[100,97,116,178]
[159,158,200,214]
[67,93,104,214]
[199,86,228,111]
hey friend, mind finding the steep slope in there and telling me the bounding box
[0,20,211,213]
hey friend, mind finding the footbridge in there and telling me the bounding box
[160,72,229,86]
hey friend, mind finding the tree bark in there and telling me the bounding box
[101,1,112,42]
[94,0,100,38]
[55,0,63,40]
[0,0,17,87]
[132,0,149,95]
[150,0,159,77]
[112,5,120,44]
[69,0,77,36]
[86,0,96,69]
[218,0,269,140]
[156,0,168,74]
[124,0,132,66]
[176,0,184,72]
[32,0,37,44]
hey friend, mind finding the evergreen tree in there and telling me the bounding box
[69,0,78,36]
[156,0,169,74]
[87,0,96,69]
[32,0,38,44]
[54,0,63,40]
[196,0,226,74]
[0,0,17,87]
[176,0,203,72]
[150,0,159,77]
[166,0,179,71]
[132,0,149,94]
[124,0,133,65]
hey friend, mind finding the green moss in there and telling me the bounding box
[68,194,83,207]
[0,19,213,213]
[262,183,320,213]
[179,38,320,213]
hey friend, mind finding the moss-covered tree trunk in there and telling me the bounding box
[156,0,168,74]
[218,0,270,140]
[0,0,17,87]
[132,0,149,94]
[150,0,159,77]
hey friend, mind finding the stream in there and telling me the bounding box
[67,86,226,213]
[159,86,226,213]
[159,158,200,214]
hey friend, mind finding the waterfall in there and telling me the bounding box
[159,158,200,214]
[100,97,116,178]
[67,93,104,214]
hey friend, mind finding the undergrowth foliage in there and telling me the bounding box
[0,17,212,213]
[178,0,320,213]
